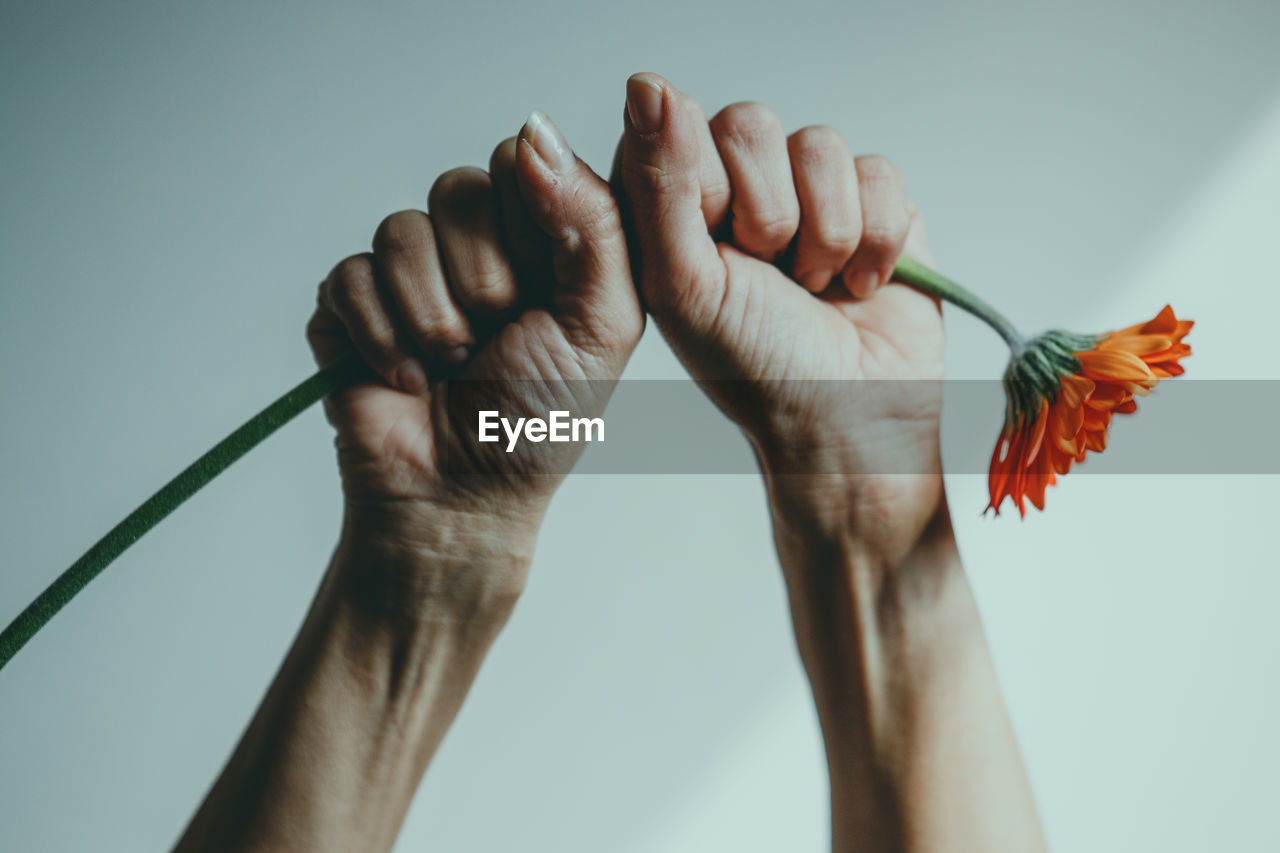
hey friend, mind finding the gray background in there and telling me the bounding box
[3,0,1279,850]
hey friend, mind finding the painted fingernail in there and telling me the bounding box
[847,268,880,298]
[397,357,427,394]
[520,110,573,172]
[626,74,665,134]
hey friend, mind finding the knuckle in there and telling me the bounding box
[428,166,492,212]
[372,210,431,257]
[855,154,904,188]
[347,313,398,363]
[703,175,731,208]
[620,159,699,203]
[788,125,848,165]
[489,136,519,175]
[329,255,374,307]
[738,203,799,244]
[460,264,516,310]
[405,311,467,349]
[859,219,908,256]
[366,333,399,361]
[810,217,861,253]
[304,306,330,339]
[563,181,623,242]
[712,101,783,148]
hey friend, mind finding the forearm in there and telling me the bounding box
[174,510,530,853]
[762,469,1045,853]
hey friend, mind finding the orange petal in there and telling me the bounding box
[1052,399,1084,441]
[1077,348,1155,382]
[1105,333,1172,356]
[1111,306,1191,339]
[1085,381,1131,410]
[1140,304,1178,334]
[1058,374,1095,409]
[1023,399,1051,468]
[1082,406,1111,432]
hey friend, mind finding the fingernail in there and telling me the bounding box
[626,74,665,134]
[847,268,880,299]
[438,345,471,366]
[797,270,836,293]
[520,109,573,172]
[397,357,427,394]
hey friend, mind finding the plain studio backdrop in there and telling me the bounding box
[2,1,1279,850]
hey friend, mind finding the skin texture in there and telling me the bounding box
[173,111,643,852]
[614,73,1046,852]
[172,78,1046,853]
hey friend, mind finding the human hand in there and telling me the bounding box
[614,73,944,562]
[306,111,642,613]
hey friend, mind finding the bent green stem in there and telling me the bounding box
[891,255,1026,357]
[0,257,1027,674]
[0,353,372,672]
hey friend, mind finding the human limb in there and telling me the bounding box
[174,110,643,852]
[615,72,1045,852]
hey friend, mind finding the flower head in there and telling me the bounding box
[986,305,1193,516]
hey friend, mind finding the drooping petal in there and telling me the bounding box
[1085,381,1131,410]
[1099,334,1174,357]
[1022,398,1051,468]
[1058,374,1095,409]
[985,305,1191,516]
[1077,349,1155,382]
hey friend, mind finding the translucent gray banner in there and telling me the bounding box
[436,380,1272,475]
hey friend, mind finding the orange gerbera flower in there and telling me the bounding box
[986,305,1193,516]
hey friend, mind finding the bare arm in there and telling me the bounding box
[763,471,1045,852]
[174,511,529,852]
[174,105,643,852]
[614,71,1046,851]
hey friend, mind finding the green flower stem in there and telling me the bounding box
[892,255,1026,356]
[0,258,1027,674]
[0,353,372,672]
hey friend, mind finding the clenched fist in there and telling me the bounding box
[306,111,642,609]
[614,73,945,561]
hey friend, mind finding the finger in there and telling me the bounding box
[902,200,935,267]
[842,155,911,299]
[787,125,862,293]
[608,92,729,234]
[304,303,361,428]
[371,210,475,367]
[687,95,732,232]
[489,136,553,299]
[316,253,426,392]
[304,301,352,369]
[427,167,520,323]
[616,72,726,333]
[514,109,642,358]
[709,101,800,261]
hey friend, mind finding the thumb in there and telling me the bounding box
[513,110,643,360]
[616,73,725,335]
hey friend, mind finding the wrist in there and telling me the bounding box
[330,497,544,633]
[756,428,947,568]
[767,479,960,640]
[760,452,967,709]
